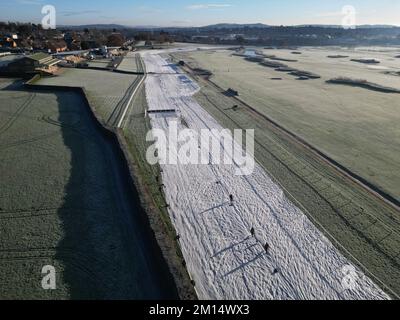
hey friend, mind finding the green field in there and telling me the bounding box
[0,55,21,68]
[0,78,177,299]
[172,48,400,202]
[87,59,111,69]
[117,52,142,73]
[37,68,138,122]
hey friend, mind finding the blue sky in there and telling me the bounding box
[1,0,399,27]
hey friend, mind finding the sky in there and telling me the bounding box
[1,0,400,27]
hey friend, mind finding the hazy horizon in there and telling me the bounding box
[1,0,399,28]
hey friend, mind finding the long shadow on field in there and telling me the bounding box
[54,90,178,299]
[0,79,26,91]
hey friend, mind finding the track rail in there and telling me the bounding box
[0,93,36,137]
[117,75,146,128]
[107,54,147,128]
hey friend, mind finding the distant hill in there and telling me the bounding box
[202,23,399,29]
[60,24,129,30]
[200,23,270,30]
[295,24,398,29]
[59,23,399,31]
[356,24,399,29]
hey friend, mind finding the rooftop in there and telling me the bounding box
[28,52,51,61]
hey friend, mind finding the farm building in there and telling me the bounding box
[46,40,68,53]
[0,53,21,69]
[6,52,60,73]
[0,34,18,48]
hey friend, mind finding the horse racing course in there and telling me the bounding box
[170,47,400,298]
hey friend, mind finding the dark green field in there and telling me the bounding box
[0,78,177,299]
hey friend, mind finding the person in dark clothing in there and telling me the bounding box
[264,242,270,254]
[229,194,234,206]
[250,227,255,237]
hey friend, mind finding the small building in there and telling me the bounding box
[100,46,108,56]
[7,52,60,73]
[46,40,68,53]
[225,88,239,96]
[0,52,18,70]
[0,35,18,48]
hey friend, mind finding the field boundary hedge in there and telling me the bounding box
[327,77,400,94]
[113,69,145,75]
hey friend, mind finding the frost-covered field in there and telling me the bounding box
[117,52,139,73]
[0,82,176,299]
[142,50,389,300]
[37,68,138,121]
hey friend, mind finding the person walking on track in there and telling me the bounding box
[264,242,270,254]
[229,194,234,206]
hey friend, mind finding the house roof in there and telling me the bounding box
[28,52,51,61]
[24,53,60,67]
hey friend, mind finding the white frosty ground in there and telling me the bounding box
[141,50,390,300]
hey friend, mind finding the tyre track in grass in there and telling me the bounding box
[107,75,142,126]
[0,207,102,220]
[0,248,109,287]
[0,93,36,138]
[0,131,61,151]
[107,55,146,128]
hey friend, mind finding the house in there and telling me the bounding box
[0,35,18,48]
[7,52,60,73]
[46,40,68,53]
